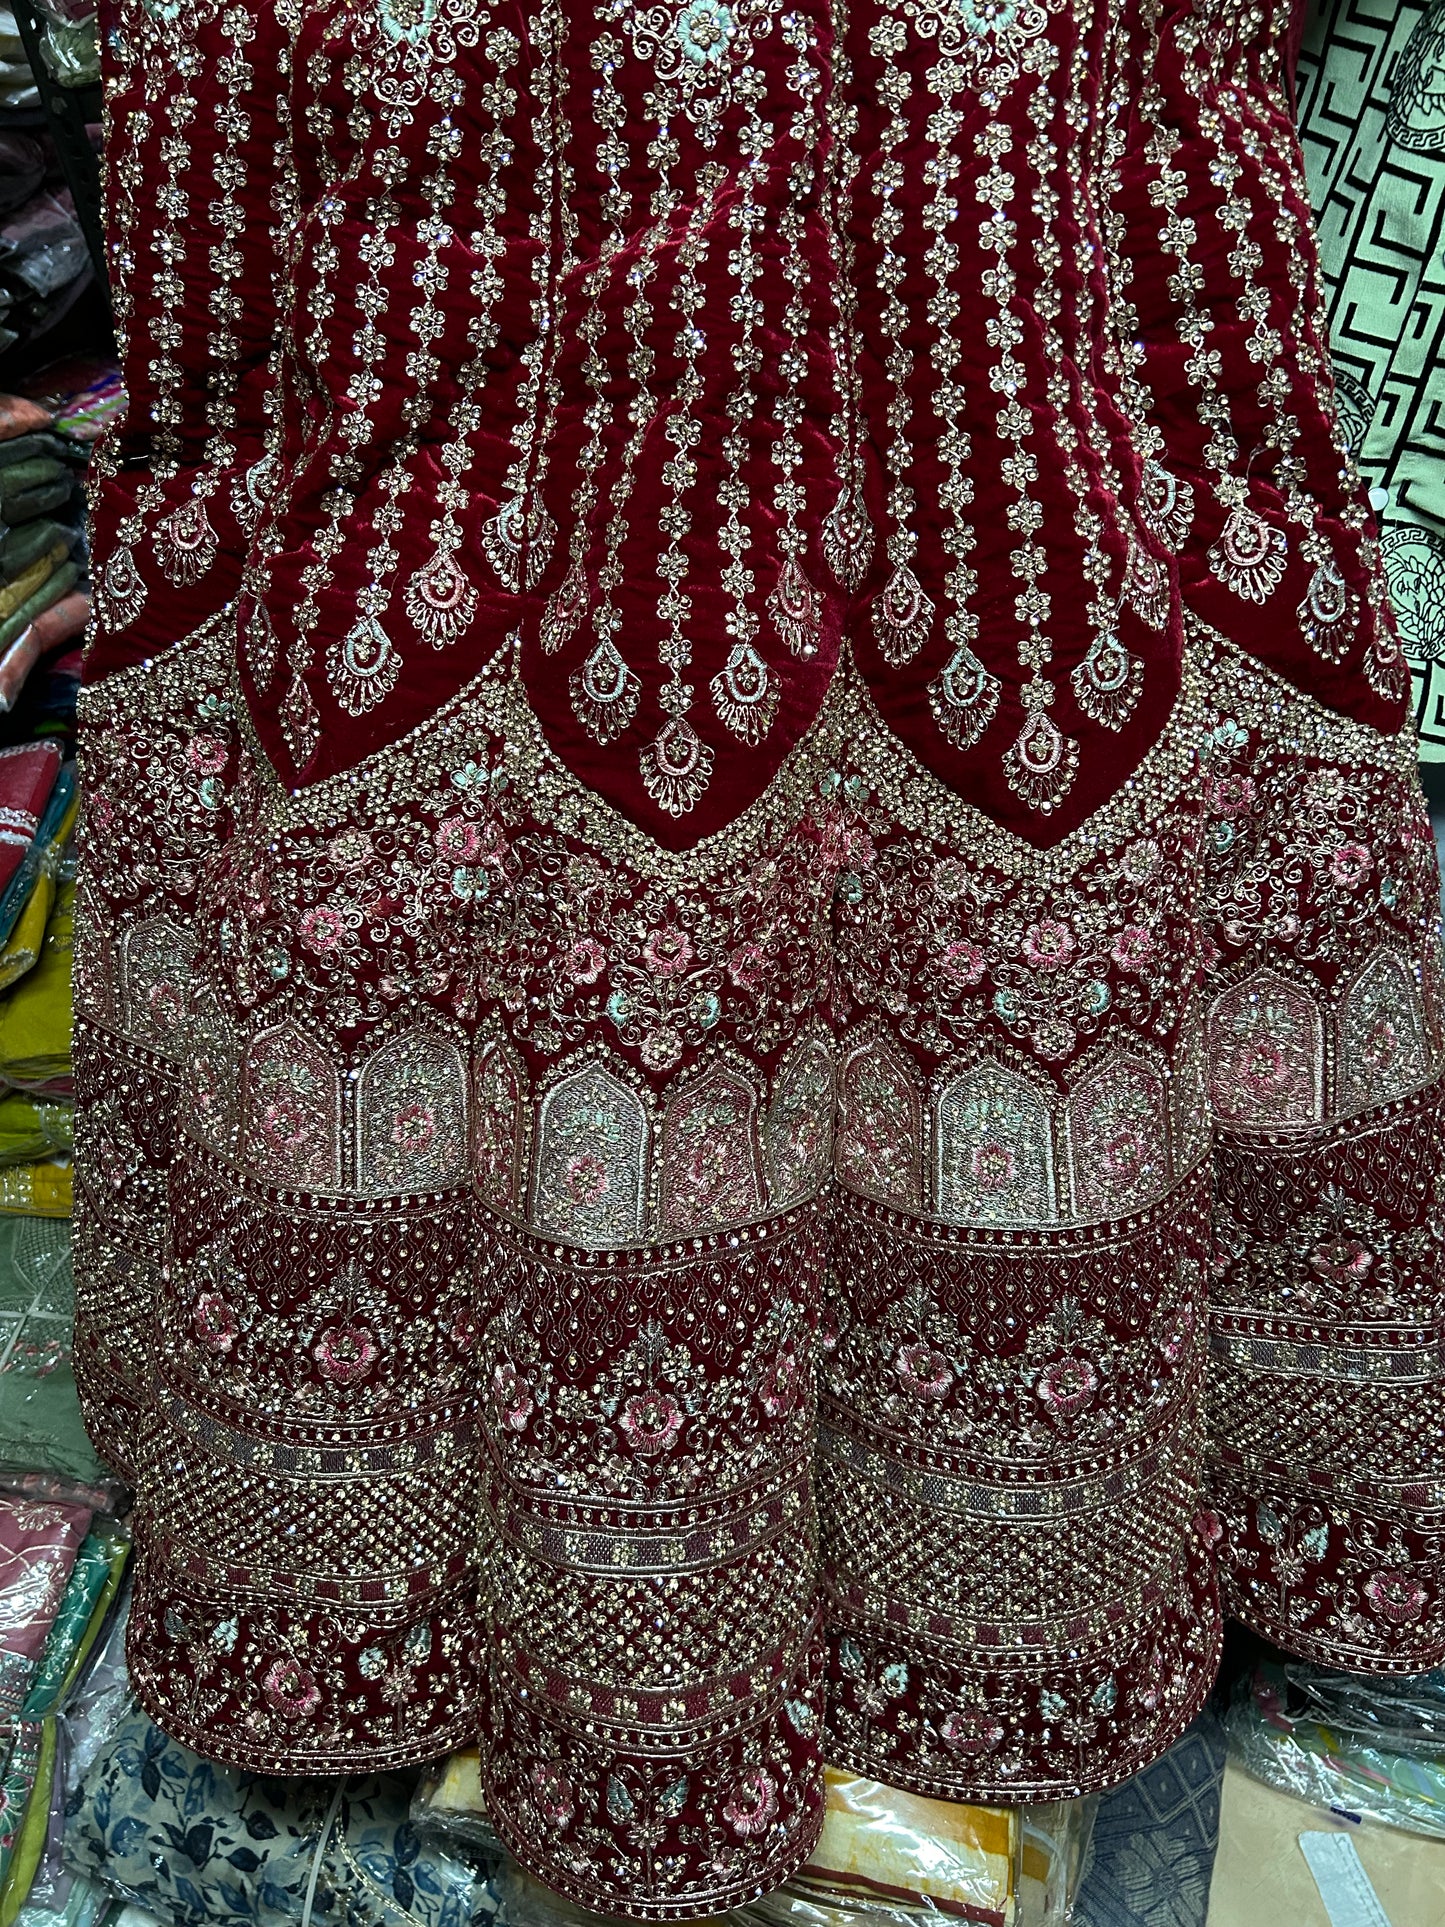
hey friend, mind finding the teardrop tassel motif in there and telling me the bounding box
[280,672,322,772]
[404,548,477,647]
[1209,505,1287,604]
[928,639,1001,750]
[1125,540,1170,631]
[482,494,557,595]
[1139,461,1194,552]
[541,562,589,655]
[822,480,875,592]
[1297,558,1359,664]
[569,637,640,745]
[154,497,218,588]
[328,614,400,716]
[711,641,778,744]
[768,555,823,659]
[1071,630,1143,731]
[641,712,714,817]
[1004,708,1080,816]
[873,565,934,667]
[244,598,279,690]
[98,545,146,632]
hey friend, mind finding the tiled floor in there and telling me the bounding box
[1206,1763,1445,1925]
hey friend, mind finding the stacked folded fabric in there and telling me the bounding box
[0,1485,128,1925]
[0,1220,103,1486]
[1227,1661,1445,1841]
[66,1699,502,1927]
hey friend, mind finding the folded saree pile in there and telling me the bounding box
[0,1222,104,1487]
[0,1487,129,1924]
[65,1698,499,1927]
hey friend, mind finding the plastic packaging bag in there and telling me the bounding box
[1226,1661,1445,1839]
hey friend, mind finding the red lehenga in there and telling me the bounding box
[74,0,1443,1917]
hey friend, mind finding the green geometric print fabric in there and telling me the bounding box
[1297,1,1445,776]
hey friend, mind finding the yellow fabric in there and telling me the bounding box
[0,791,78,995]
[0,1094,71,1165]
[424,1745,485,1816]
[0,880,72,1084]
[794,1767,1016,1918]
[0,545,65,624]
[0,1716,54,1927]
[0,1162,71,1218]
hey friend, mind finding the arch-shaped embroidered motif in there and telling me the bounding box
[935,1059,1058,1228]
[1338,945,1430,1115]
[1206,969,1325,1129]
[1067,1050,1170,1222]
[661,1061,764,1235]
[836,1032,924,1209]
[121,916,198,1058]
[765,1036,834,1208]
[357,1028,469,1195]
[241,1023,342,1191]
[532,1062,649,1247]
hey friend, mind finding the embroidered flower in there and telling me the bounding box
[312,1323,380,1387]
[1364,1570,1428,1625]
[728,942,766,992]
[389,1102,436,1153]
[299,906,345,955]
[1021,919,1075,970]
[641,1027,683,1072]
[1203,772,1255,816]
[1111,925,1154,971]
[567,939,606,985]
[435,816,484,864]
[939,940,986,986]
[895,1341,953,1401]
[971,1139,1016,1195]
[938,1709,1004,1756]
[565,1154,609,1205]
[187,735,228,775]
[262,1658,322,1722]
[1309,1237,1374,1286]
[327,828,374,871]
[1329,843,1372,889]
[1036,1356,1098,1419]
[722,1766,778,1838]
[642,925,694,977]
[676,0,735,67]
[491,1360,534,1434]
[618,1390,684,1457]
[529,1762,574,1830]
[759,1347,802,1419]
[192,1293,238,1354]
[89,794,114,833]
[1099,1127,1148,1186]
[260,1098,308,1150]
[1360,1014,1401,1074]
[1193,1508,1224,1548]
[146,980,184,1030]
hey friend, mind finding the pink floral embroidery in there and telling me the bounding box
[618,1390,684,1456]
[1036,1356,1098,1419]
[312,1324,380,1386]
[566,1154,609,1204]
[1204,772,1255,816]
[299,906,344,955]
[327,828,374,871]
[567,939,606,984]
[643,926,694,978]
[1309,1238,1374,1286]
[1364,1570,1428,1625]
[1329,843,1372,889]
[971,1139,1016,1194]
[759,1347,802,1418]
[895,1342,953,1401]
[722,1766,778,1837]
[192,1293,238,1354]
[260,1099,307,1150]
[186,735,228,774]
[939,940,986,986]
[938,1709,1003,1756]
[492,1361,534,1434]
[1022,919,1076,970]
[1110,926,1153,971]
[435,816,484,863]
[530,1762,574,1830]
[728,943,766,992]
[1193,1509,1224,1548]
[390,1102,436,1152]
[262,1658,322,1721]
